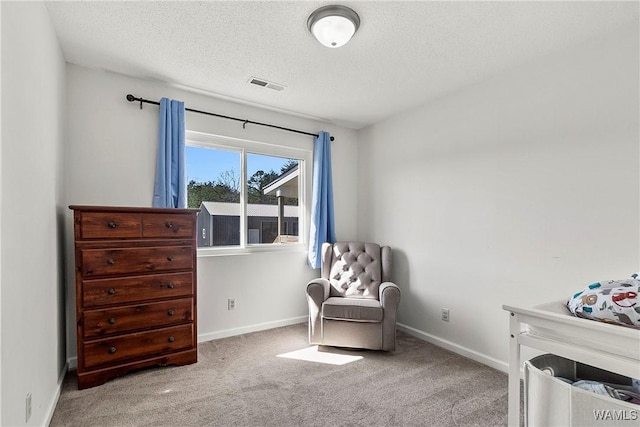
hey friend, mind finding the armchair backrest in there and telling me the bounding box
[321,242,392,299]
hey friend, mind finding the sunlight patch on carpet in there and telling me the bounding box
[277,346,363,365]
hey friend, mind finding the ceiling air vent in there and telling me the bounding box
[248,77,286,92]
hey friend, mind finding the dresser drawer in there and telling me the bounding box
[83,324,194,369]
[82,272,193,308]
[80,246,193,276]
[83,298,193,339]
[142,213,194,238]
[79,212,141,239]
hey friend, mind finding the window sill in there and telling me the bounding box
[196,243,307,258]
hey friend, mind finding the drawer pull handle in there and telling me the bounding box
[107,221,118,229]
[167,310,174,316]
[167,256,174,262]
[167,283,175,289]
[107,258,116,265]
[107,288,116,295]
[108,317,116,325]
[165,221,174,229]
[168,336,175,343]
[109,347,117,354]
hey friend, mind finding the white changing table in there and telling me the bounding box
[503,300,640,427]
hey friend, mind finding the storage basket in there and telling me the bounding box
[525,354,639,426]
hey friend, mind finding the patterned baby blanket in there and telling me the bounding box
[567,274,640,328]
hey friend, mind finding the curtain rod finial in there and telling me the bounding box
[126,94,135,102]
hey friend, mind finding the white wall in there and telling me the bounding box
[357,23,639,370]
[65,64,359,359]
[1,2,67,426]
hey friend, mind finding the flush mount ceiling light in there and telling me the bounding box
[307,5,360,48]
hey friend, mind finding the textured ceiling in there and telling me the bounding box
[45,1,638,129]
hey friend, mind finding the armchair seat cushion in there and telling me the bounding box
[322,297,383,322]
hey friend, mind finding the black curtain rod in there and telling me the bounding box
[126,94,334,141]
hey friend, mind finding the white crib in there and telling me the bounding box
[503,300,640,426]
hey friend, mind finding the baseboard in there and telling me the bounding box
[197,316,307,343]
[397,323,508,373]
[43,360,68,426]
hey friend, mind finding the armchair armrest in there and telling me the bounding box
[379,282,400,309]
[306,278,330,305]
[306,278,330,345]
[379,281,400,351]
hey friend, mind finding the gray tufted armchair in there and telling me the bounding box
[306,242,401,351]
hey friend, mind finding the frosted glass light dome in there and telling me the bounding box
[308,5,360,48]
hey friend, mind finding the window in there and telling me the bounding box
[186,131,311,254]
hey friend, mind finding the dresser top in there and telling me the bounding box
[69,205,200,214]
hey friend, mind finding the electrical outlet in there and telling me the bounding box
[228,298,236,310]
[26,392,32,422]
[441,308,450,322]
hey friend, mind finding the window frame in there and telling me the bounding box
[186,130,312,257]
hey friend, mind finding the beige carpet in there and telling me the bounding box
[51,324,512,426]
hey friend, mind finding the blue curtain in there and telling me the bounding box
[308,131,336,268]
[152,98,186,208]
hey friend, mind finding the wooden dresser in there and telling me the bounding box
[70,205,199,389]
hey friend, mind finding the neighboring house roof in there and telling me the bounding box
[263,164,298,198]
[200,201,239,216]
[200,201,299,217]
